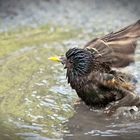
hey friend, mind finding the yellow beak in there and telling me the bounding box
[48,56,61,62]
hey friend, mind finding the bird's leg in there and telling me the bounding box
[105,88,140,115]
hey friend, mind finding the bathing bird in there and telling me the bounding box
[49,20,140,115]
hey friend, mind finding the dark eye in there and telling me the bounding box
[69,60,73,63]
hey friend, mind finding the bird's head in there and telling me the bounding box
[48,48,94,77]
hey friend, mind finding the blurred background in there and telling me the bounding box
[0,0,140,140]
[0,0,140,31]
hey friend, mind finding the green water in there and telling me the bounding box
[0,24,81,140]
[0,23,140,140]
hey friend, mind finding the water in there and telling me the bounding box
[0,0,140,140]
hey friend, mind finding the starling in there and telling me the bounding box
[49,20,140,115]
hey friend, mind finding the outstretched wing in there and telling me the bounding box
[84,20,140,67]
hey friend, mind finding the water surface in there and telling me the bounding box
[0,0,140,140]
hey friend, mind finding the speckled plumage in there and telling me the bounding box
[55,20,140,114]
[65,47,136,108]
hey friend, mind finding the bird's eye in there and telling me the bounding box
[69,60,73,64]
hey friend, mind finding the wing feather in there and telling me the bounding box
[84,20,140,67]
